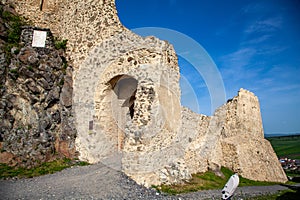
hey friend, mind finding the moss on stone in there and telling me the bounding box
[1,7,26,62]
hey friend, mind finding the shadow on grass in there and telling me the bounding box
[276,190,299,200]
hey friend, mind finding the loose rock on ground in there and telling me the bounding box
[0,163,288,200]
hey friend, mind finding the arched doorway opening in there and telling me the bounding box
[107,75,138,151]
[108,75,138,119]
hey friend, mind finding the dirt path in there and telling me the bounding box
[0,163,289,200]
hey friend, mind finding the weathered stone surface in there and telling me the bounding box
[0,151,17,165]
[179,89,287,183]
[18,47,39,65]
[4,0,287,186]
[0,4,77,168]
[55,140,76,158]
[60,67,73,107]
[218,89,287,183]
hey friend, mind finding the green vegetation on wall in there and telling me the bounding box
[54,38,68,50]
[0,6,26,62]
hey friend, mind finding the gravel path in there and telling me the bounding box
[0,163,289,200]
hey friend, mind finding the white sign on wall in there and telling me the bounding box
[32,30,47,47]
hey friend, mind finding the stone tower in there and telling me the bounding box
[6,0,287,186]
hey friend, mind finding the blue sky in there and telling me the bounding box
[116,0,300,135]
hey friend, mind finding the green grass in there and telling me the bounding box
[244,190,299,200]
[266,135,300,160]
[156,167,277,195]
[0,158,89,179]
[156,135,300,196]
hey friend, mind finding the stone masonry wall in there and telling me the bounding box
[178,91,287,184]
[3,0,288,186]
[0,4,76,166]
[222,89,264,139]
[8,0,124,69]
[219,89,287,182]
[156,87,288,185]
[73,30,181,186]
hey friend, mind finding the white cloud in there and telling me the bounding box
[221,47,256,69]
[245,17,282,34]
[242,35,271,45]
[256,45,287,56]
[269,84,300,92]
[241,3,266,14]
[179,51,191,56]
[257,78,274,86]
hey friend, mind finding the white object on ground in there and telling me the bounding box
[222,173,239,200]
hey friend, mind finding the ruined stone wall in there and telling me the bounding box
[218,89,287,182]
[3,0,63,33]
[6,0,185,186]
[3,0,288,186]
[0,7,76,167]
[178,107,211,175]
[156,88,287,184]
[178,89,287,184]
[222,89,264,139]
[73,30,181,186]
[9,0,123,69]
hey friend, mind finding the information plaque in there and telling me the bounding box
[32,30,47,47]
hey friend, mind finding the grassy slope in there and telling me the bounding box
[158,135,300,197]
[245,190,299,200]
[266,135,300,160]
[156,167,277,195]
[0,158,89,179]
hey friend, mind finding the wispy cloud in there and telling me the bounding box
[216,2,300,133]
[269,84,300,92]
[241,34,271,45]
[220,47,256,69]
[241,3,266,14]
[257,78,274,86]
[179,50,191,56]
[268,64,300,80]
[245,17,282,34]
[256,45,287,56]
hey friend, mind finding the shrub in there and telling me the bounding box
[54,39,68,50]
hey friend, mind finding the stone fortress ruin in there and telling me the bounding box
[3,0,287,186]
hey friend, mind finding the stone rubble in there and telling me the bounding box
[0,162,291,199]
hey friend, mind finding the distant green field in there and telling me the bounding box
[266,135,300,160]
